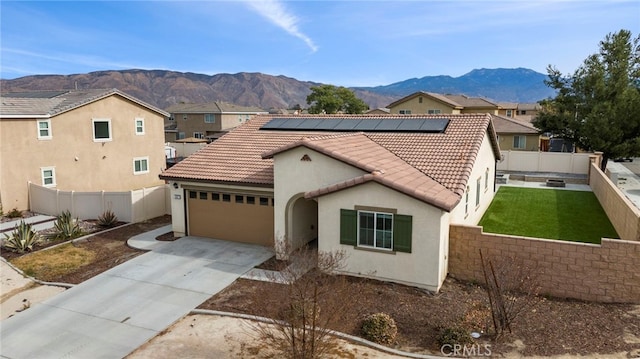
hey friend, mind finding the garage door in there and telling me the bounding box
[187,190,274,246]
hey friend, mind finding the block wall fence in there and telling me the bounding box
[448,225,640,303]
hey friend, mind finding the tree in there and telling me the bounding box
[533,30,640,169]
[306,84,369,114]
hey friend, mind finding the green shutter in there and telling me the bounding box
[340,209,357,246]
[393,214,412,253]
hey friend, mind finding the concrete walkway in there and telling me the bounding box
[0,226,273,359]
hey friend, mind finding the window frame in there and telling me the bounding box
[204,114,215,123]
[399,109,412,115]
[133,156,149,175]
[427,109,441,114]
[484,168,489,192]
[135,118,145,135]
[194,132,205,139]
[465,186,470,217]
[506,109,513,117]
[37,119,52,140]
[357,210,394,251]
[92,118,112,142]
[41,166,56,187]
[513,135,526,149]
[476,177,481,208]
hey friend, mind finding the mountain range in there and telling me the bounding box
[0,68,554,110]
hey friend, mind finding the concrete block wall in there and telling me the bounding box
[449,225,640,303]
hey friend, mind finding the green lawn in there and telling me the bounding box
[478,187,618,244]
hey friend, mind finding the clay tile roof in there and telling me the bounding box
[160,114,500,208]
[492,114,539,134]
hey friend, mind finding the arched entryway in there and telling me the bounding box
[286,195,318,250]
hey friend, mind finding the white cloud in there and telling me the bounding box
[245,0,318,52]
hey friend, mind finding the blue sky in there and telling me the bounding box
[1,1,638,87]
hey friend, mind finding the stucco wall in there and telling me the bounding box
[497,134,540,151]
[449,131,497,225]
[318,181,449,292]
[0,95,166,211]
[591,163,640,241]
[388,96,458,114]
[449,225,640,303]
[272,147,366,248]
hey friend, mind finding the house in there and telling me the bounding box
[165,101,267,142]
[387,91,500,115]
[0,89,169,211]
[365,107,391,115]
[159,114,501,291]
[492,114,541,151]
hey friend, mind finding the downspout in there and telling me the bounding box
[182,187,188,235]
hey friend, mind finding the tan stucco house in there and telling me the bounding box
[160,114,501,292]
[165,101,267,142]
[0,89,169,211]
[492,114,541,151]
[387,91,500,115]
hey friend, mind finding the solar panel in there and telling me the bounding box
[260,117,449,133]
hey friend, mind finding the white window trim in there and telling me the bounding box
[41,166,56,187]
[135,118,145,135]
[204,114,215,123]
[37,119,52,140]
[357,210,394,251]
[513,135,526,149]
[475,177,481,209]
[464,186,470,218]
[193,132,205,139]
[399,109,412,115]
[427,109,441,114]
[133,157,149,175]
[92,118,112,142]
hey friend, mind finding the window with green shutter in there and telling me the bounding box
[340,209,357,245]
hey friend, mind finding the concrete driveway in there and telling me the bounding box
[0,226,273,359]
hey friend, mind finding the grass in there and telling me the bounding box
[9,243,95,281]
[479,187,618,244]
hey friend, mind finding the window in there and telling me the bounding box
[427,109,441,114]
[199,192,208,200]
[418,97,423,103]
[178,132,186,140]
[37,119,52,140]
[212,193,220,201]
[339,209,412,253]
[506,109,513,117]
[259,197,269,206]
[235,195,244,203]
[204,114,215,123]
[133,157,149,174]
[189,191,197,199]
[194,132,205,139]
[222,194,231,202]
[41,167,55,187]
[92,119,112,141]
[485,168,489,191]
[513,136,526,149]
[135,118,145,135]
[476,177,481,207]
[399,109,412,115]
[465,186,470,216]
[518,110,527,115]
[246,196,255,205]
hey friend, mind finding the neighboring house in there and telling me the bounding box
[365,107,391,115]
[387,91,500,115]
[497,102,519,118]
[514,103,541,123]
[165,101,267,142]
[160,114,501,292]
[0,89,168,211]
[492,114,541,151]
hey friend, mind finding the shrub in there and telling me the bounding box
[3,221,42,253]
[437,325,473,347]
[51,210,83,240]
[360,312,398,345]
[6,208,22,218]
[97,209,118,228]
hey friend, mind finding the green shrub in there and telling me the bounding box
[6,208,22,218]
[51,210,83,240]
[3,221,42,253]
[97,209,118,228]
[437,325,473,347]
[360,312,397,345]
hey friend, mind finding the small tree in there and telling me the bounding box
[248,245,363,359]
[306,85,369,114]
[479,249,541,336]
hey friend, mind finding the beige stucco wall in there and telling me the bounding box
[388,96,458,114]
[449,131,497,225]
[497,133,540,151]
[171,113,222,137]
[272,147,367,249]
[0,95,166,211]
[220,113,252,131]
[317,181,449,292]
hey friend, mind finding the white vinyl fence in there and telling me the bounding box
[497,151,592,174]
[29,183,171,223]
